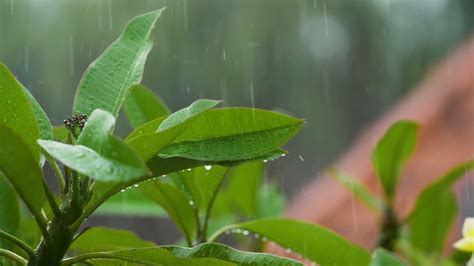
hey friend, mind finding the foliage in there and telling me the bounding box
[0,6,472,266]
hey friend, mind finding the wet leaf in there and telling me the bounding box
[0,174,20,249]
[38,109,149,182]
[210,218,370,266]
[124,84,171,128]
[372,120,418,200]
[163,242,302,266]
[73,9,165,117]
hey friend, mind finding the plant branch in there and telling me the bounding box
[61,252,144,265]
[0,230,35,259]
[40,176,61,217]
[0,248,28,265]
[45,152,65,193]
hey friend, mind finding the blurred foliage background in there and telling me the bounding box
[1,0,473,243]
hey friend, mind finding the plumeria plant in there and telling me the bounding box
[1,7,473,266]
[454,218,474,266]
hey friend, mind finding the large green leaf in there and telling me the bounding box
[38,109,150,182]
[73,9,164,117]
[370,249,407,266]
[126,99,221,160]
[0,126,47,228]
[0,174,20,249]
[171,165,229,214]
[329,168,384,212]
[164,242,302,266]
[210,218,370,266]
[140,180,198,245]
[70,227,154,254]
[124,84,171,128]
[159,108,303,161]
[62,247,233,266]
[372,121,418,200]
[0,63,41,161]
[407,160,474,253]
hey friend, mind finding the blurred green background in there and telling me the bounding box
[1,0,473,243]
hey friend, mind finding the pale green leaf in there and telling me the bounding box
[210,218,370,266]
[0,174,20,249]
[38,109,150,182]
[372,120,418,200]
[408,160,474,253]
[124,84,171,128]
[73,9,165,117]
[22,88,52,141]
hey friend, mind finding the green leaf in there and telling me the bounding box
[0,63,41,162]
[210,218,370,266]
[171,165,229,214]
[124,84,171,128]
[407,160,474,253]
[126,99,221,161]
[73,9,165,117]
[158,108,304,161]
[96,187,167,217]
[163,242,302,266]
[63,247,234,266]
[38,109,150,182]
[256,181,286,218]
[372,120,418,200]
[370,249,407,266]
[0,174,20,249]
[22,88,52,141]
[140,179,198,245]
[329,168,384,212]
[70,227,154,254]
[0,125,47,229]
[224,162,264,217]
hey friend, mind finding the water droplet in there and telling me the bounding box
[134,184,139,188]
[286,248,292,254]
[189,200,194,206]
[254,233,260,239]
[242,230,249,236]
[261,237,268,242]
[235,228,242,234]
[263,160,268,163]
[120,189,125,192]
[204,165,212,171]
[298,155,305,161]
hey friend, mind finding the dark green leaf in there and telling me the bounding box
[370,249,407,266]
[0,126,47,228]
[210,218,370,266]
[124,85,171,128]
[329,168,384,212]
[73,9,165,117]
[158,108,303,162]
[164,242,302,266]
[140,180,198,244]
[70,227,154,253]
[407,160,474,253]
[0,63,41,161]
[38,109,150,182]
[0,174,20,249]
[372,120,418,200]
[22,88,52,141]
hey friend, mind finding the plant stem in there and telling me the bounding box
[198,169,229,244]
[40,177,61,217]
[378,205,399,251]
[45,153,65,193]
[0,230,35,259]
[0,248,28,265]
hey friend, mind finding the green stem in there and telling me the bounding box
[0,248,28,265]
[199,169,229,244]
[40,177,61,217]
[45,153,65,193]
[378,205,399,251]
[0,230,35,259]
